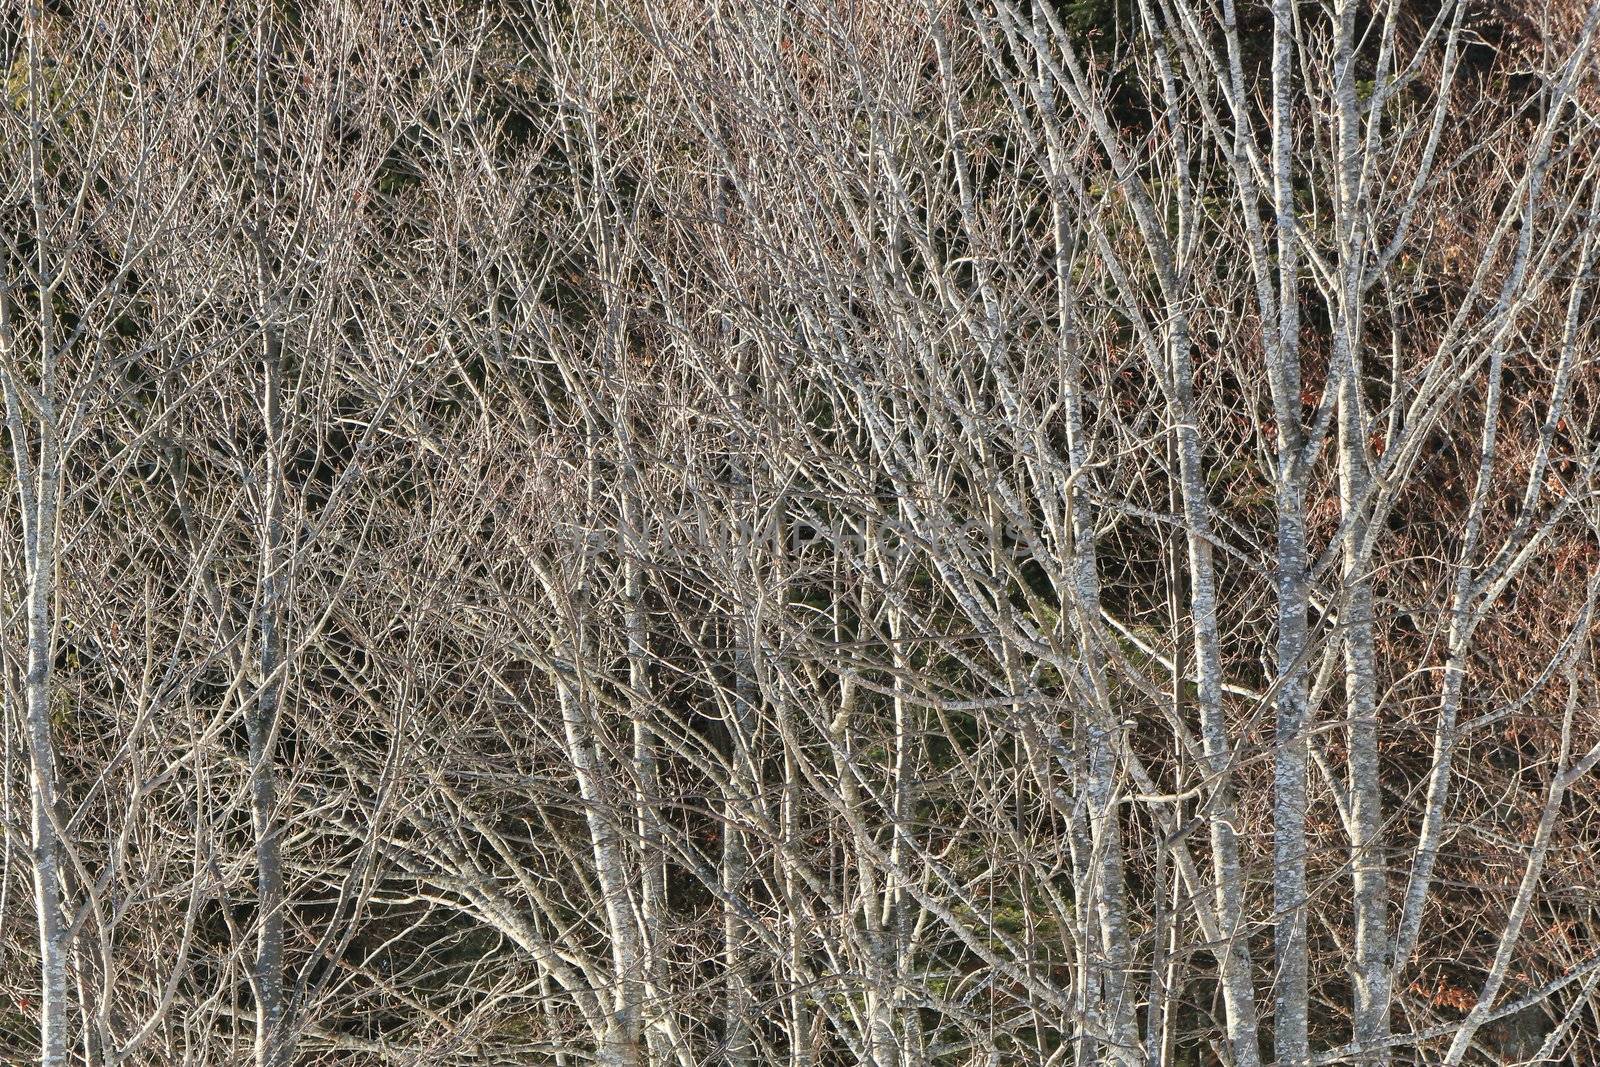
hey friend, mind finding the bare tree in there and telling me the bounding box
[6,1,1600,1065]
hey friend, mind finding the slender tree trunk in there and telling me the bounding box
[558,676,643,1067]
[1266,3,1312,1063]
[719,330,758,1067]
[1260,2,1312,1062]
[1332,0,1390,1050]
[22,515,64,1067]
[1336,320,1389,1064]
[19,406,65,1067]
[9,13,69,1057]
[251,317,288,1067]
[245,20,289,1062]
[1170,312,1264,1067]
[722,619,757,1067]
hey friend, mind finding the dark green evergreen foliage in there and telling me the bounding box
[1038,0,1132,43]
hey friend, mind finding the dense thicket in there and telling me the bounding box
[2,2,1599,1065]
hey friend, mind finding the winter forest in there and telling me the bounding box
[2,1,1599,1064]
